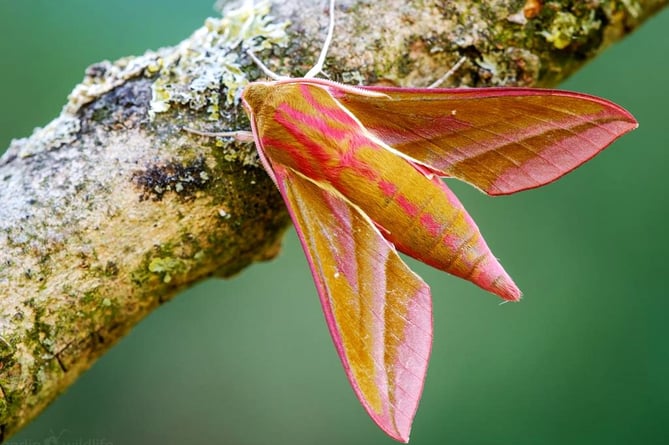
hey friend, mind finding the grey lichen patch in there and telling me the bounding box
[218,139,258,166]
[181,130,259,167]
[3,116,80,161]
[149,1,289,119]
[65,55,163,115]
[132,157,211,202]
[63,56,161,115]
[79,78,153,131]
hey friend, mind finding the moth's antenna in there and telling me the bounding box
[243,0,289,80]
[305,0,336,78]
[428,56,467,88]
[246,49,288,80]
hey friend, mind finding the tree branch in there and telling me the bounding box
[0,0,665,441]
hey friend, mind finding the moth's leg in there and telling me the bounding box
[428,56,467,88]
[182,127,255,143]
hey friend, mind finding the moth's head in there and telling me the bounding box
[241,81,278,115]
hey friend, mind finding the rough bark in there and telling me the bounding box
[0,0,665,441]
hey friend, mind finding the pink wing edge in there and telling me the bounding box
[354,83,639,196]
[277,165,432,442]
[248,111,432,442]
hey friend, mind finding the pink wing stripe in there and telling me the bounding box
[272,164,432,442]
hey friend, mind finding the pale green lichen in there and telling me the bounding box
[149,1,290,119]
[148,257,185,284]
[541,10,601,49]
[621,0,642,18]
[542,12,579,49]
[218,142,259,166]
[580,10,603,35]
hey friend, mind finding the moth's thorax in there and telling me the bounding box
[242,80,341,119]
[242,80,369,177]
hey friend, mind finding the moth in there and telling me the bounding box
[195,0,637,441]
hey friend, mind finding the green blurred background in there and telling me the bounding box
[1,1,668,444]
